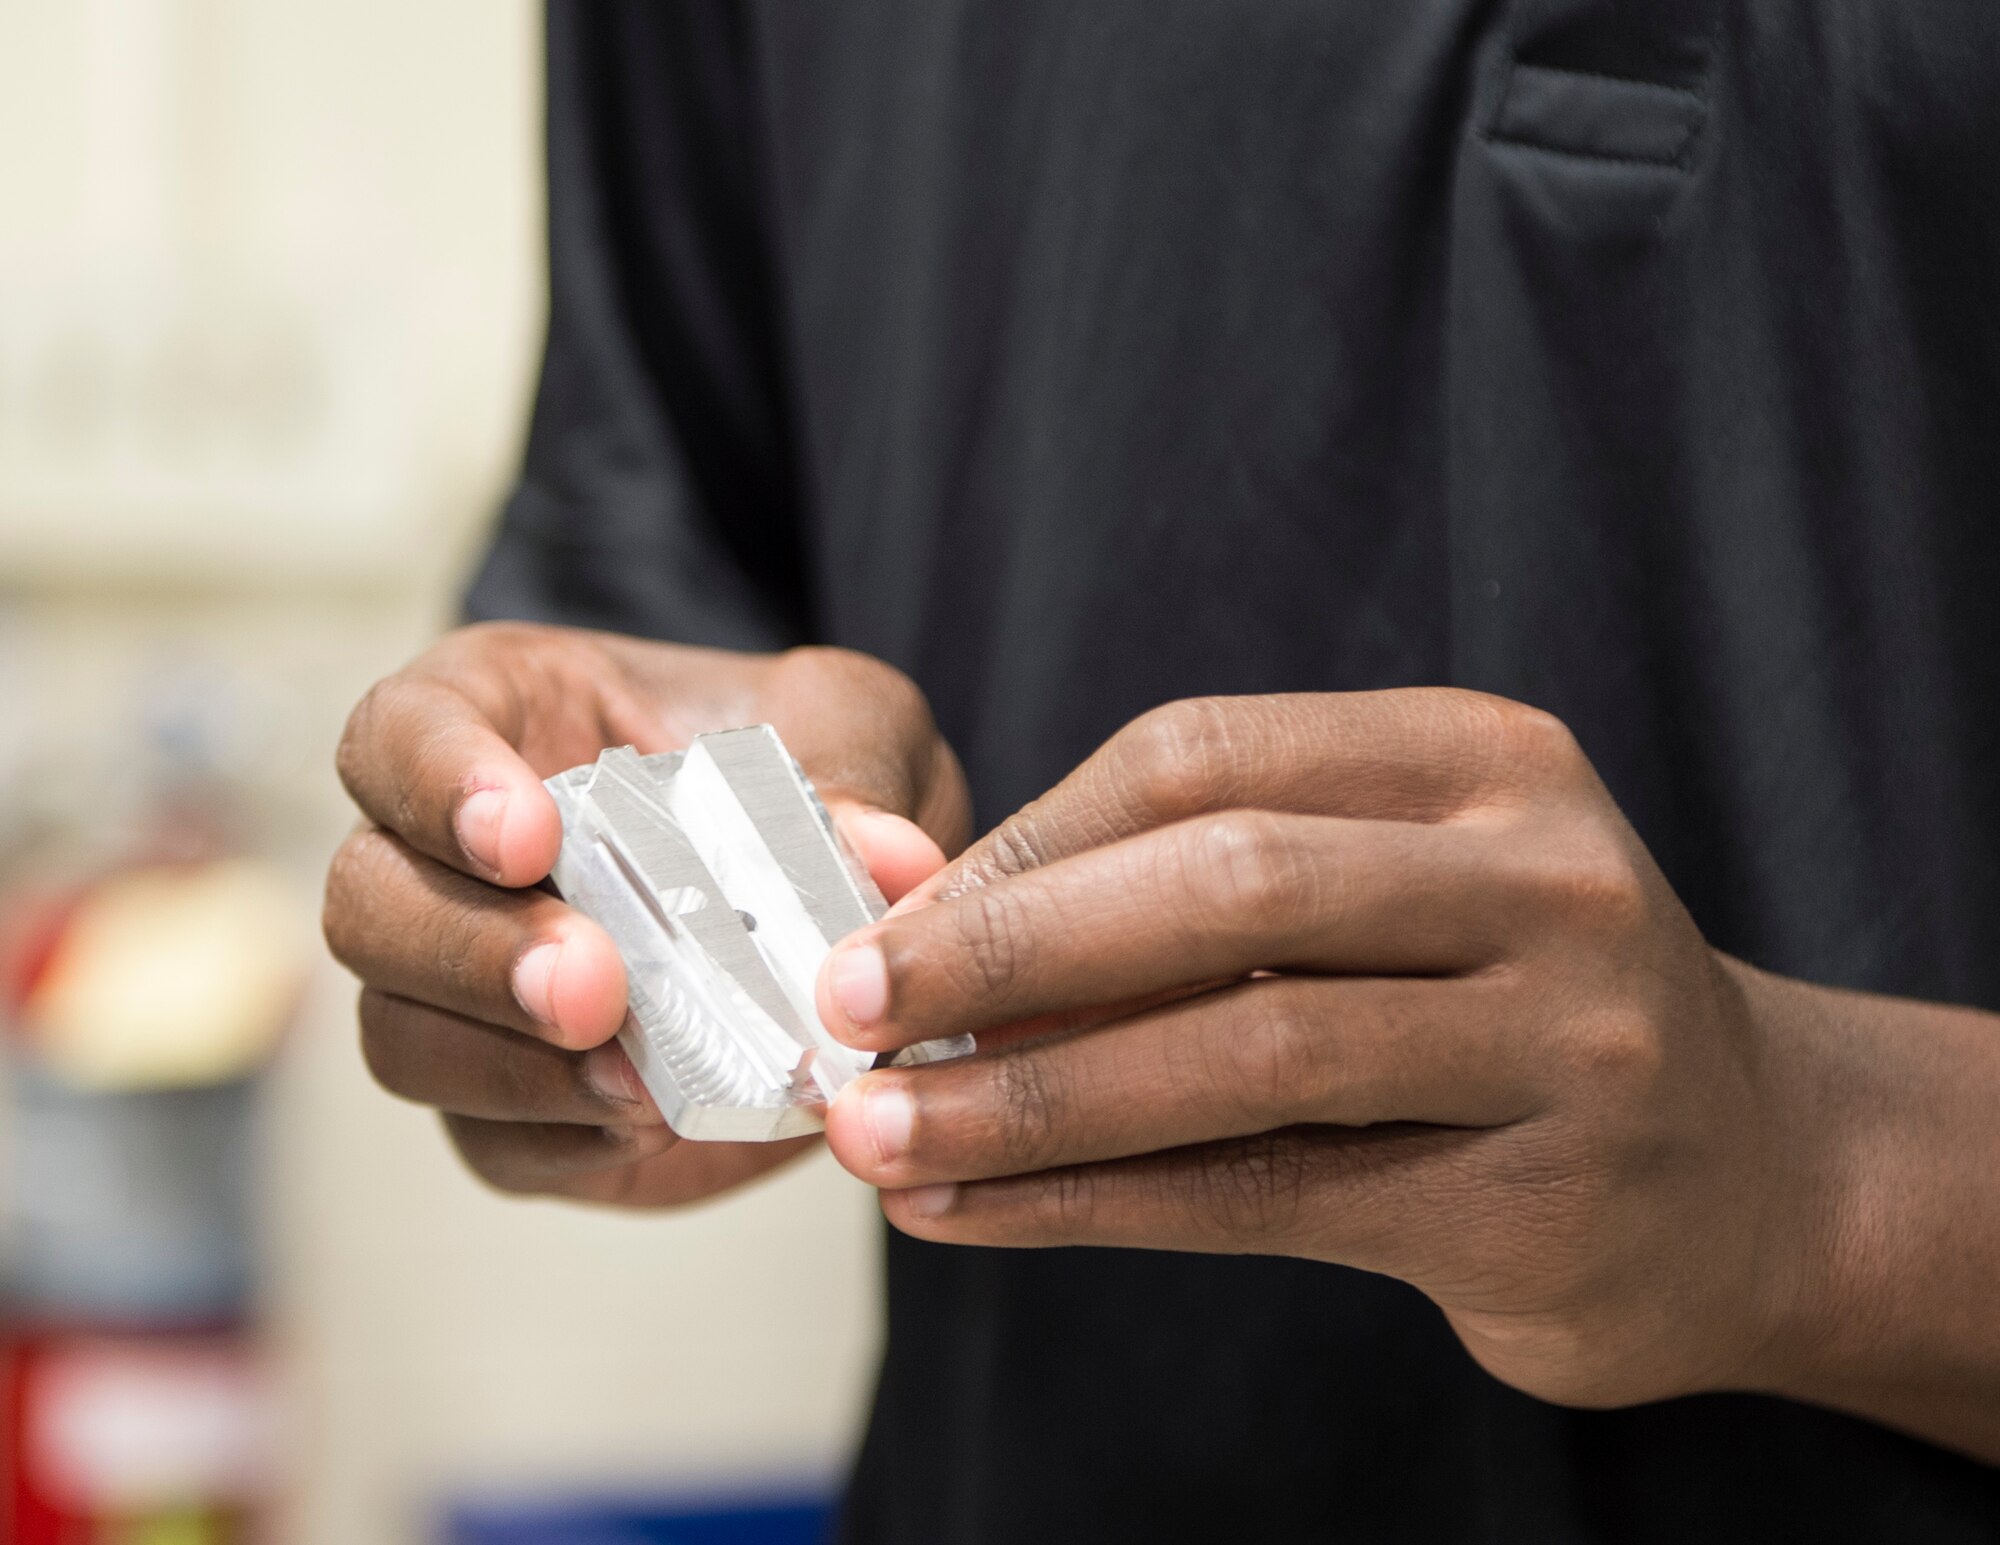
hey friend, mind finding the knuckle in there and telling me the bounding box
[778,643,856,681]
[987,1053,1064,1171]
[1530,837,1651,936]
[449,1120,619,1201]
[441,1117,518,1194]
[494,1036,556,1117]
[982,808,1055,881]
[1190,810,1311,930]
[1115,697,1237,819]
[321,829,387,969]
[786,646,931,729]
[1569,1004,1669,1098]
[451,619,535,652]
[1043,1164,1099,1234]
[355,989,405,1092]
[1487,697,1587,783]
[948,886,1031,1004]
[1194,1132,1315,1243]
[334,676,399,801]
[320,869,352,968]
[1230,991,1325,1120]
[434,621,544,688]
[404,730,465,831]
[871,660,931,733]
[942,805,1058,898]
[595,1124,660,1171]
[426,914,488,1012]
[1426,691,1587,805]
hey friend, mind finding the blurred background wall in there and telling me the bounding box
[0,3,882,1540]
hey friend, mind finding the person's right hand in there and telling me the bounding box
[322,622,968,1206]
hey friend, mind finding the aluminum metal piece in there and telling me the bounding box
[545,727,974,1141]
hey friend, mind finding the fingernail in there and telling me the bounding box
[513,940,563,1026]
[456,787,509,873]
[902,1183,956,1220]
[828,943,889,1031]
[582,1042,641,1107]
[861,1082,914,1164]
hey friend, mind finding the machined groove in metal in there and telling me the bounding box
[544,727,974,1141]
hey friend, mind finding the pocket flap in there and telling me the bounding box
[1491,63,1706,167]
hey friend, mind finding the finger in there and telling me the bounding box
[448,1121,820,1208]
[916,690,1579,905]
[820,810,1514,1049]
[443,1112,680,1197]
[826,975,1537,1188]
[336,668,561,887]
[358,989,659,1126]
[831,804,947,906]
[879,1123,1484,1267]
[945,980,1232,1056]
[324,826,626,1049]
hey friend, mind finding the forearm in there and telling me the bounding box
[1736,958,2000,1462]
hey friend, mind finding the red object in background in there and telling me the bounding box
[2,1326,273,1544]
[0,885,87,1024]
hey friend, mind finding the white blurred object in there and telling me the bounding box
[0,0,532,592]
[23,859,308,1089]
[0,278,419,585]
[547,729,973,1142]
[26,1336,279,1513]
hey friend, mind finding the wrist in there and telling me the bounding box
[1716,956,1876,1401]
[1718,956,2000,1457]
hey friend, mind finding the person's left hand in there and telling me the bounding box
[814,690,1835,1412]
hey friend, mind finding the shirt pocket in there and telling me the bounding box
[1487,61,1708,170]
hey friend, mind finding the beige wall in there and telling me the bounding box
[1,5,883,1541]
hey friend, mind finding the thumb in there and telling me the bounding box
[829,802,948,906]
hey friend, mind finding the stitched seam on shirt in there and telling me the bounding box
[1479,129,1697,171]
[1508,61,1707,103]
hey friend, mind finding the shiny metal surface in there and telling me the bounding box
[544,728,972,1141]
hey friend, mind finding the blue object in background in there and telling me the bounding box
[444,1491,832,1545]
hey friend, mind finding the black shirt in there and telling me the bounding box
[467,3,2000,1539]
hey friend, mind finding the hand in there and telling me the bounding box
[814,690,1829,1411]
[324,623,965,1206]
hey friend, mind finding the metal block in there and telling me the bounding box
[544,727,973,1141]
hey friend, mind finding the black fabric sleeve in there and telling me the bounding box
[464,0,810,649]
